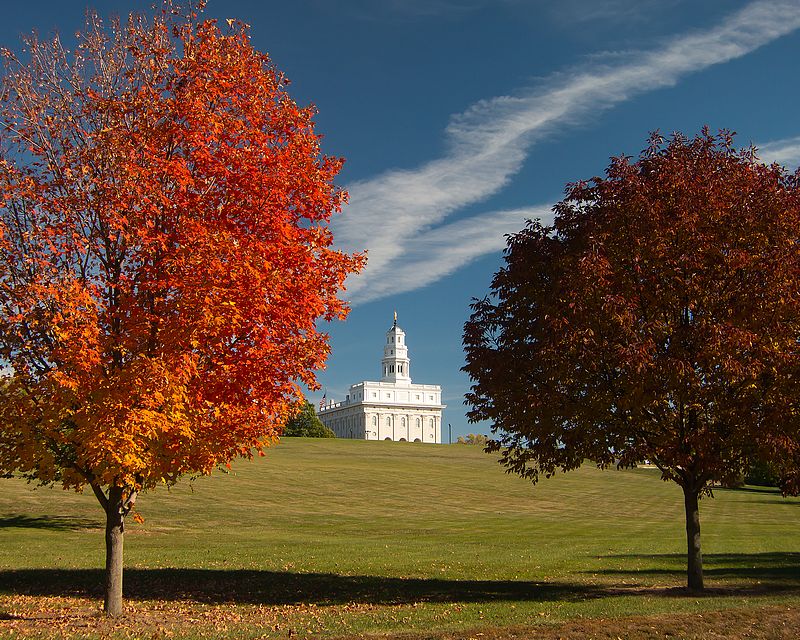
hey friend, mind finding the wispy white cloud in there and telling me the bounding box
[335,0,800,306]
[350,205,553,305]
[758,135,800,169]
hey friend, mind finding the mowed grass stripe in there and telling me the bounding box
[1,437,799,638]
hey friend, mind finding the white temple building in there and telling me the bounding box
[317,314,445,443]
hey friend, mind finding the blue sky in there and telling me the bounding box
[3,1,800,440]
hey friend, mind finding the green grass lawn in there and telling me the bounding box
[1,437,799,638]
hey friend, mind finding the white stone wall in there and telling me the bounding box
[365,409,439,442]
[319,405,366,439]
[359,381,442,406]
[318,392,443,443]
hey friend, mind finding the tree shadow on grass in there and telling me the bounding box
[730,499,800,507]
[0,515,100,531]
[714,486,784,495]
[0,568,601,605]
[589,552,800,587]
[3,561,799,607]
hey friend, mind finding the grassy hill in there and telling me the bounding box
[1,437,799,638]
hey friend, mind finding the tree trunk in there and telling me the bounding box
[104,486,125,617]
[682,484,704,591]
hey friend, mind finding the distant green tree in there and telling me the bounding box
[745,461,779,487]
[283,402,335,438]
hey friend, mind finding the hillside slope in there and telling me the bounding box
[1,438,799,638]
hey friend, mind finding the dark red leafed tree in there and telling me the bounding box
[463,129,800,591]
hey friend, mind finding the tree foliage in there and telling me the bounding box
[0,2,362,614]
[463,129,800,590]
[456,433,488,446]
[283,401,334,438]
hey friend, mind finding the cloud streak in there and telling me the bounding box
[335,0,800,305]
[758,135,800,169]
[349,205,554,305]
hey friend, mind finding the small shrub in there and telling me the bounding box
[456,433,489,446]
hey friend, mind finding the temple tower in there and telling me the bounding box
[317,311,445,443]
[381,312,411,383]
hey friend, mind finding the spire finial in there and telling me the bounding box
[393,310,397,326]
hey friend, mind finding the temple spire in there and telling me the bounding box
[381,314,410,383]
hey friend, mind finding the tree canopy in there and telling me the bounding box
[463,129,800,590]
[283,401,334,438]
[0,4,362,614]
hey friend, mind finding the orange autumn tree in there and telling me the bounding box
[0,4,363,616]
[463,130,800,592]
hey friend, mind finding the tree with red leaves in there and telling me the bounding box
[0,3,363,615]
[463,130,800,591]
